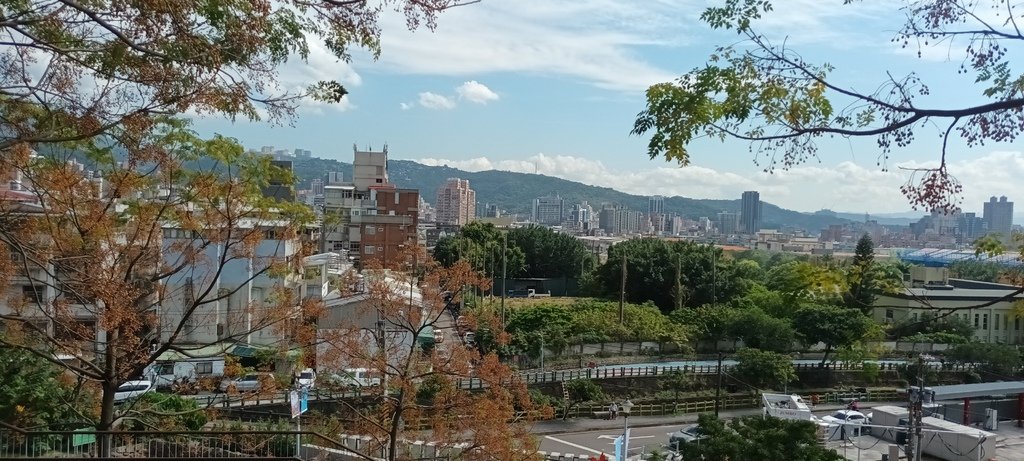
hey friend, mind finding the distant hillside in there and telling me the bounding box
[291,157,852,232]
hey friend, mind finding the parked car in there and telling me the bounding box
[326,368,382,388]
[218,373,272,393]
[295,368,316,389]
[433,329,445,343]
[668,424,705,450]
[463,331,476,347]
[113,380,154,403]
[822,409,872,439]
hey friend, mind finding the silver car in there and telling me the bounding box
[218,373,270,393]
[668,424,705,450]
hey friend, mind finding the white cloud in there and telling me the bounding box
[399,102,413,110]
[455,80,500,104]
[367,1,909,92]
[371,1,692,92]
[415,151,1024,215]
[417,92,456,110]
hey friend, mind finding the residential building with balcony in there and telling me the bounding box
[321,146,419,265]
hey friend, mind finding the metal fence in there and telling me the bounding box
[183,361,949,403]
[0,423,478,461]
[0,428,304,459]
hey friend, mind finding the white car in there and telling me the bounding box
[296,368,316,389]
[113,380,154,403]
[822,410,872,439]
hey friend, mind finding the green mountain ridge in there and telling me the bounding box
[292,156,852,232]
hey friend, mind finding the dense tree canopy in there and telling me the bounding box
[733,347,796,391]
[792,305,875,365]
[594,239,754,312]
[507,225,593,278]
[632,0,1024,211]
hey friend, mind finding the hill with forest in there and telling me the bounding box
[290,156,853,232]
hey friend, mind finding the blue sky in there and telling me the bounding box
[191,0,1024,217]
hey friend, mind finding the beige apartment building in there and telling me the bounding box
[435,178,475,226]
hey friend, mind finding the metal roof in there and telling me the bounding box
[931,381,1024,400]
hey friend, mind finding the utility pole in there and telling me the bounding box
[500,232,507,330]
[675,253,682,312]
[618,253,627,324]
[906,356,925,461]
[714,351,724,417]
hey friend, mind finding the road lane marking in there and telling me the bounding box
[598,435,656,441]
[543,436,604,455]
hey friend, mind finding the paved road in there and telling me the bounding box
[540,422,687,458]
[536,406,860,457]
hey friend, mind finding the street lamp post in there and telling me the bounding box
[621,399,634,460]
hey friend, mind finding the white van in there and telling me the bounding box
[328,368,382,388]
[145,358,225,388]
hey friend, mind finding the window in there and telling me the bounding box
[975,314,980,328]
[995,314,1000,330]
[365,226,375,235]
[885,309,894,320]
[1016,318,1020,331]
[983,314,989,330]
[195,362,213,374]
[364,245,375,255]
[22,285,42,303]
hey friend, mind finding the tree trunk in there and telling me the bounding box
[387,389,405,461]
[820,344,832,367]
[98,328,118,458]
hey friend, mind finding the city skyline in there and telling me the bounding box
[187,1,1024,215]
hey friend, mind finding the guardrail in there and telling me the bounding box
[185,360,948,406]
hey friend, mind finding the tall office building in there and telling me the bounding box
[310,178,324,196]
[983,196,1014,240]
[648,195,665,215]
[569,201,594,231]
[533,195,565,225]
[435,178,476,226]
[740,191,762,233]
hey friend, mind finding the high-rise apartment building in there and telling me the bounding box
[983,196,1014,240]
[310,178,324,197]
[957,212,986,244]
[598,205,643,235]
[648,195,665,215]
[533,195,565,225]
[326,171,345,185]
[717,211,739,235]
[435,178,476,226]
[740,191,762,233]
